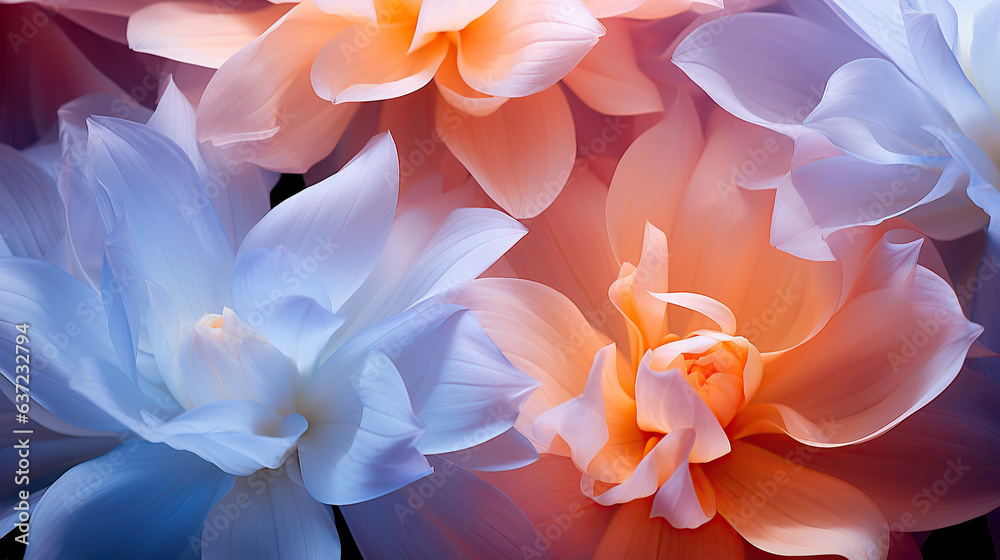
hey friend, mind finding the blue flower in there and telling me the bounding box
[0,81,541,558]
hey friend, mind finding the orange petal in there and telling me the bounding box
[562,19,662,116]
[736,235,981,447]
[436,86,576,218]
[311,23,448,103]
[438,278,612,450]
[457,0,604,97]
[593,500,744,558]
[127,1,290,68]
[606,91,703,266]
[196,2,359,172]
[492,164,624,344]
[434,46,509,117]
[706,441,887,560]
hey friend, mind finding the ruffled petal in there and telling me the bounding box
[673,11,879,135]
[735,234,981,446]
[803,58,958,164]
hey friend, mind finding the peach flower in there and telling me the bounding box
[442,95,1000,558]
[125,0,716,217]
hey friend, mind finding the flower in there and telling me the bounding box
[672,0,1000,260]
[125,0,716,217]
[0,89,541,557]
[444,98,1000,558]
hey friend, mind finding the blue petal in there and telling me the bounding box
[903,7,1000,154]
[71,357,308,476]
[0,258,122,433]
[342,456,548,560]
[200,471,340,560]
[331,206,526,348]
[146,77,275,252]
[804,58,958,164]
[86,116,235,325]
[318,300,538,455]
[233,132,398,317]
[673,11,878,135]
[25,441,234,560]
[436,427,539,473]
[0,144,64,259]
[299,351,431,505]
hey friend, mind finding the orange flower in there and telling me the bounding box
[443,96,1000,558]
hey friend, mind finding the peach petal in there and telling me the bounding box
[127,2,290,68]
[436,86,575,218]
[593,501,743,558]
[196,2,358,172]
[437,278,612,451]
[456,0,603,98]
[310,23,448,103]
[562,18,662,116]
[707,441,888,560]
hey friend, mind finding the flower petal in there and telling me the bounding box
[478,456,614,558]
[311,23,448,103]
[634,353,730,463]
[0,258,122,434]
[752,367,1000,532]
[86,116,235,326]
[146,77,276,252]
[803,58,958,164]
[197,1,359,172]
[330,205,526,347]
[127,1,290,68]
[673,11,879,135]
[437,427,539,472]
[0,144,64,260]
[456,0,603,97]
[234,132,398,316]
[706,441,887,560]
[562,18,662,116]
[200,471,341,560]
[299,351,432,505]
[606,91,703,265]
[343,455,547,559]
[72,357,308,476]
[437,85,576,218]
[25,442,234,560]
[439,278,612,449]
[736,234,982,446]
[593,501,743,558]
